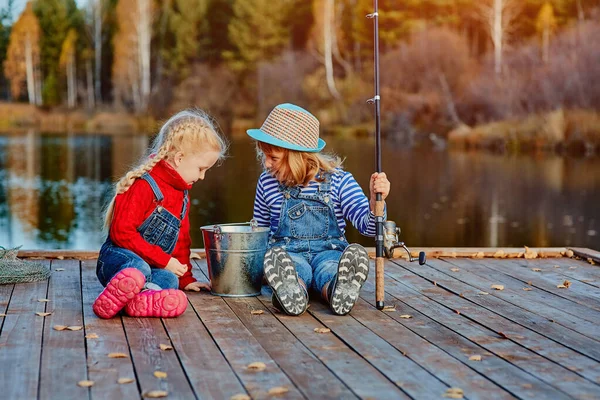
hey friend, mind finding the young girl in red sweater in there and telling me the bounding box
[93,110,227,319]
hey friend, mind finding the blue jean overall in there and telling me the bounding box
[270,173,349,293]
[96,173,189,290]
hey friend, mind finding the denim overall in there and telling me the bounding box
[270,173,349,292]
[96,173,189,290]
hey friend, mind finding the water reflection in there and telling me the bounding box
[0,131,598,250]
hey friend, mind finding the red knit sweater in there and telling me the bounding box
[109,160,196,289]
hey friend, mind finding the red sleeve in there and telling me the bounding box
[109,180,172,268]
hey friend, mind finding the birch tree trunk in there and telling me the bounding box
[25,34,36,105]
[477,0,521,76]
[94,0,102,104]
[137,0,151,112]
[86,58,95,109]
[324,0,341,99]
[66,52,76,108]
[493,0,503,75]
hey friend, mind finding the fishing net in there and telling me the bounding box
[0,246,51,285]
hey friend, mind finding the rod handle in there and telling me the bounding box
[376,257,385,308]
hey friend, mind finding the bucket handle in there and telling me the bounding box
[250,219,259,231]
[213,225,222,240]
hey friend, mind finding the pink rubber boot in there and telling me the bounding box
[93,268,146,319]
[124,289,188,318]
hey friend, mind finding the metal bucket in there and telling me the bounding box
[200,221,269,297]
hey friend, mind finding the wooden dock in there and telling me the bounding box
[1,248,600,400]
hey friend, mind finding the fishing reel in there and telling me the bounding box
[383,221,426,265]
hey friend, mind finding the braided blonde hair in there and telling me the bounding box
[103,109,228,228]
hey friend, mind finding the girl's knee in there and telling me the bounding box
[151,270,179,289]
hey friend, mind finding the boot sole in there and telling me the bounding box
[330,244,370,315]
[125,289,188,318]
[264,247,307,316]
[93,268,145,319]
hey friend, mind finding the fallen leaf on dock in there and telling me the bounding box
[471,252,484,259]
[108,352,128,358]
[314,327,331,334]
[67,326,83,331]
[490,284,504,291]
[553,265,561,268]
[531,268,542,272]
[498,332,508,339]
[524,246,538,259]
[382,305,396,312]
[565,249,574,257]
[77,380,94,387]
[159,343,173,351]
[55,268,65,271]
[0,313,6,317]
[36,312,52,317]
[250,310,264,315]
[469,355,482,361]
[455,310,461,315]
[230,394,251,400]
[493,250,506,258]
[37,298,50,302]
[117,377,134,384]
[522,288,533,291]
[53,325,68,331]
[247,362,267,371]
[478,291,489,295]
[557,280,571,289]
[450,268,460,272]
[85,333,99,339]
[143,390,168,398]
[153,371,167,379]
[443,387,464,399]
[399,314,413,319]
[268,386,289,396]
[588,258,596,265]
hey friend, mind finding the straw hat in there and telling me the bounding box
[247,103,326,152]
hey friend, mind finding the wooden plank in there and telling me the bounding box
[162,295,249,399]
[437,257,600,335]
[348,297,515,400]
[226,296,357,399]
[190,259,304,400]
[385,259,600,395]
[0,261,50,400]
[257,295,410,400]
[360,276,569,400]
[308,298,463,399]
[472,257,600,311]
[0,282,13,321]
[570,247,600,264]
[196,257,405,399]
[123,315,197,399]
[38,260,89,400]
[80,260,139,400]
[550,257,600,288]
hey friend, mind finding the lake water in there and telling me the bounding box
[0,131,598,251]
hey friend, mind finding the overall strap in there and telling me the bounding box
[140,173,164,202]
[318,171,332,193]
[180,190,189,220]
[278,183,301,199]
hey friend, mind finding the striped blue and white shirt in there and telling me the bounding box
[253,169,384,237]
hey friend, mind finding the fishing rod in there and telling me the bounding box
[367,1,425,310]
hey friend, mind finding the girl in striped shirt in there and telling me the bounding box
[248,103,390,316]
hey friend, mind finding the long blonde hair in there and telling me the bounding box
[104,109,228,228]
[256,142,342,187]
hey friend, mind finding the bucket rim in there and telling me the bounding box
[200,222,270,233]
